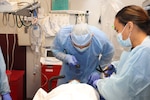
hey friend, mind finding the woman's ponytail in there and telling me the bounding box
[146,18,150,35]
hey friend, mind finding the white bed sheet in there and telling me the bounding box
[33,83,100,100]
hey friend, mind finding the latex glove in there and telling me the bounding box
[104,64,116,77]
[93,80,105,100]
[87,72,101,86]
[100,95,105,100]
[65,55,78,67]
[92,79,99,89]
[2,93,12,100]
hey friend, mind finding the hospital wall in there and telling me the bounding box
[0,0,145,99]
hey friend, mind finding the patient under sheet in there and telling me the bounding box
[33,81,100,100]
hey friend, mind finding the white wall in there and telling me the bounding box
[69,0,101,28]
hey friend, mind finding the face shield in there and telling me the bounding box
[70,23,92,52]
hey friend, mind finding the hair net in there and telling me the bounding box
[71,23,92,46]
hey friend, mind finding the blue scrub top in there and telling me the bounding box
[0,47,11,95]
[97,36,150,100]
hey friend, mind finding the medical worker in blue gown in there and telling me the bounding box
[88,5,150,100]
[0,47,12,100]
[51,23,114,86]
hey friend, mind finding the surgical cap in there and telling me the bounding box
[71,23,92,46]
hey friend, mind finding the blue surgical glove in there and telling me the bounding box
[87,72,101,86]
[100,95,105,100]
[104,64,116,77]
[2,93,12,100]
[65,55,78,67]
[93,79,99,89]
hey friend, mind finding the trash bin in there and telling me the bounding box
[6,70,24,100]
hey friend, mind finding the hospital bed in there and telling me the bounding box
[48,75,65,92]
[33,76,100,100]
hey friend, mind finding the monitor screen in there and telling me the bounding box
[45,49,54,57]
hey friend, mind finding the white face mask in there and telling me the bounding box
[117,24,132,47]
[74,46,89,52]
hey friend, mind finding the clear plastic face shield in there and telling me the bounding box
[70,33,93,52]
[73,40,91,52]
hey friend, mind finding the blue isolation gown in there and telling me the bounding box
[51,25,114,86]
[97,36,150,100]
[0,47,11,98]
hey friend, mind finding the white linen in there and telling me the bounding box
[33,83,99,100]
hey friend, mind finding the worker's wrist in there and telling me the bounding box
[2,92,10,96]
